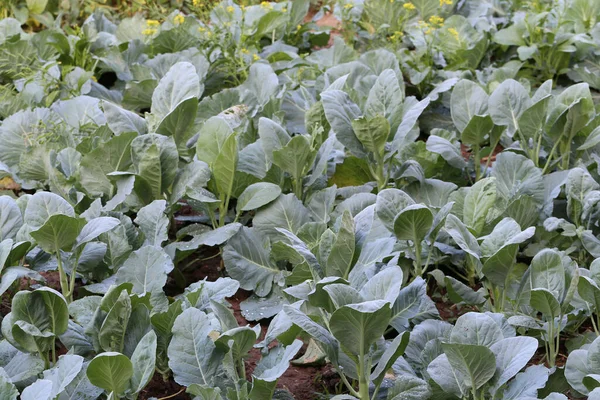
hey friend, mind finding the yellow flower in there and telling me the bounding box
[142,28,157,35]
[429,15,444,26]
[389,31,404,42]
[417,20,430,28]
[241,5,246,11]
[198,26,206,32]
[260,1,273,9]
[344,3,353,9]
[146,20,159,27]
[282,7,287,12]
[192,0,199,5]
[253,54,260,61]
[425,28,432,35]
[440,0,452,5]
[297,24,302,30]
[207,31,213,37]
[174,14,185,25]
[448,27,459,40]
[403,2,416,10]
[226,6,234,13]
[241,48,250,54]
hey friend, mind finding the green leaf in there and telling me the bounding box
[24,192,75,230]
[42,354,84,396]
[393,204,433,243]
[223,228,283,297]
[79,132,137,198]
[237,182,282,212]
[26,0,48,14]
[351,115,390,160]
[255,11,288,37]
[442,343,497,390]
[491,152,544,206]
[249,340,303,400]
[156,97,198,153]
[359,266,403,303]
[115,246,174,295]
[370,332,410,387]
[86,352,133,396]
[375,189,415,233]
[10,287,68,353]
[98,290,131,353]
[134,200,169,248]
[503,364,551,400]
[131,134,179,202]
[365,69,403,126]
[385,375,431,400]
[329,300,391,357]
[566,167,599,223]
[530,288,561,318]
[170,160,212,205]
[426,134,466,169]
[565,349,591,395]
[451,80,489,134]
[75,217,120,249]
[445,276,486,306]
[196,117,235,166]
[489,337,538,395]
[102,101,147,136]
[329,156,373,188]
[213,132,238,199]
[326,211,355,279]
[0,374,18,399]
[322,90,366,157]
[187,384,224,400]
[463,177,496,236]
[31,214,86,253]
[217,326,259,362]
[0,196,22,241]
[578,276,600,313]
[151,62,200,122]
[390,277,427,331]
[461,114,494,146]
[151,300,182,375]
[20,379,53,400]
[129,330,157,395]
[239,63,279,109]
[168,308,226,387]
[272,135,314,182]
[449,312,503,346]
[530,249,565,299]
[253,194,310,244]
[488,79,532,136]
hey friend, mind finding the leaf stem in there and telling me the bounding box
[414,240,423,277]
[473,144,481,182]
[157,388,186,400]
[55,252,71,302]
[541,139,561,174]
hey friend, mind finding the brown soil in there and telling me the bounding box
[227,288,342,400]
[460,143,504,164]
[139,374,189,400]
[305,2,343,48]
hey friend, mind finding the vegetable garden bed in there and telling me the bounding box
[1,0,600,399]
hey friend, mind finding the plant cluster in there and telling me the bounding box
[1,0,600,399]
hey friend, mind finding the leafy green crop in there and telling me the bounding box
[1,0,600,399]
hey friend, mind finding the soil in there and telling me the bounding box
[227,289,342,400]
[460,143,504,164]
[139,374,189,400]
[305,2,342,47]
